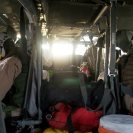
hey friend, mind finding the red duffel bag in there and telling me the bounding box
[46,103,102,132]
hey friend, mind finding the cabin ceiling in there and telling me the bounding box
[47,0,133,39]
[47,0,105,38]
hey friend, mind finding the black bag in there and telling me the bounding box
[90,75,121,115]
[41,71,105,113]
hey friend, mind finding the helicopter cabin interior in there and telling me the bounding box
[0,0,133,133]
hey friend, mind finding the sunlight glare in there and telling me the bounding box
[75,44,86,55]
[52,41,73,57]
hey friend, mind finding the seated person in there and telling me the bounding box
[0,38,22,101]
[118,47,133,114]
[117,30,133,114]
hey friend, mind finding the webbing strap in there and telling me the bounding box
[79,73,88,108]
[109,75,117,113]
[23,57,33,117]
[67,112,74,133]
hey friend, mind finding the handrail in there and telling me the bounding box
[93,6,108,26]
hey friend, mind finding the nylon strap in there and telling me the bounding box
[67,112,74,133]
[79,73,88,108]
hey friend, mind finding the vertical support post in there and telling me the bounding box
[104,29,110,88]
[110,0,117,74]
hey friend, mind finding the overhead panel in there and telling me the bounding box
[47,0,102,38]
